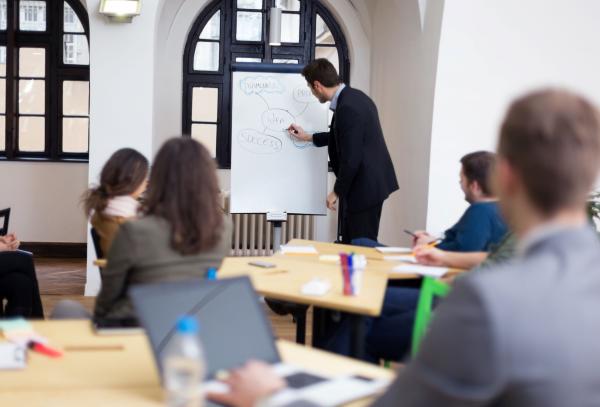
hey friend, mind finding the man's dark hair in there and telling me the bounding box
[301,59,341,87]
[499,89,600,215]
[460,151,496,196]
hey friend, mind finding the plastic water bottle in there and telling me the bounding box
[163,316,206,407]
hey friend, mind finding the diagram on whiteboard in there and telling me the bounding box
[231,70,329,215]
[237,75,324,154]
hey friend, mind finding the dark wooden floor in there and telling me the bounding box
[36,258,308,343]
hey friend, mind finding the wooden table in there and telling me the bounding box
[0,321,393,407]
[282,239,467,280]
[218,256,388,358]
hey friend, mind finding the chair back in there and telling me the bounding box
[0,208,10,236]
[90,227,104,259]
[411,276,451,357]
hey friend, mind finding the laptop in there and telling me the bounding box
[130,277,390,407]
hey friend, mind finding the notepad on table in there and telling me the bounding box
[280,245,318,255]
[383,255,417,263]
[391,264,449,278]
[375,247,412,254]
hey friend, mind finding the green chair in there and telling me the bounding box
[410,276,451,357]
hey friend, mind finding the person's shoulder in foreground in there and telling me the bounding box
[374,225,600,407]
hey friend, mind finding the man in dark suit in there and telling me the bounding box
[288,59,398,243]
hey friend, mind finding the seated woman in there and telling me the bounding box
[83,148,149,257]
[0,234,44,318]
[93,138,232,320]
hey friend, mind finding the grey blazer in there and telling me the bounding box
[373,226,600,407]
[94,214,232,319]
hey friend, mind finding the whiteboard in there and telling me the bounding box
[231,68,329,215]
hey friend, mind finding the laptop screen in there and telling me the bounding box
[130,277,281,379]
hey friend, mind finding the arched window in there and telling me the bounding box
[183,0,349,168]
[0,0,90,161]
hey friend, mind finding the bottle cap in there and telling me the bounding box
[207,267,217,280]
[176,316,199,334]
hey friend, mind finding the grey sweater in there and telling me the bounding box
[94,214,232,319]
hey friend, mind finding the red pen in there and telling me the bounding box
[28,341,63,358]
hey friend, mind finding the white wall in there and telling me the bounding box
[85,0,161,295]
[427,0,600,235]
[0,162,88,242]
[368,0,445,246]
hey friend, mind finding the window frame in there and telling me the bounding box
[0,0,90,163]
[182,0,350,169]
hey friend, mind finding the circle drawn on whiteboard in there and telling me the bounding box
[287,132,313,149]
[292,86,317,104]
[238,129,283,154]
[240,76,285,95]
[261,109,295,132]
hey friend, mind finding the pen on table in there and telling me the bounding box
[262,269,288,275]
[28,341,63,358]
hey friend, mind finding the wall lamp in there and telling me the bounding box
[99,0,142,23]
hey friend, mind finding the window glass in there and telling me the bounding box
[191,123,217,158]
[0,116,5,150]
[315,15,335,45]
[194,42,220,71]
[237,0,262,10]
[19,79,45,114]
[62,117,88,153]
[19,116,45,151]
[200,11,220,40]
[63,81,89,116]
[63,34,89,65]
[19,48,46,78]
[236,57,262,63]
[0,0,7,30]
[281,14,300,43]
[192,87,219,122]
[273,59,298,64]
[0,46,5,76]
[275,0,300,11]
[64,1,84,32]
[236,12,262,41]
[20,0,46,32]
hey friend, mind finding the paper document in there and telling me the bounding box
[375,247,412,254]
[392,264,449,278]
[383,255,417,263]
[281,245,318,255]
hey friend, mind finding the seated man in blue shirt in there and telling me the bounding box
[354,151,507,252]
[413,151,507,251]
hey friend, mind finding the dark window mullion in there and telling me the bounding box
[5,0,17,159]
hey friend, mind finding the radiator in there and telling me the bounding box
[230,213,315,256]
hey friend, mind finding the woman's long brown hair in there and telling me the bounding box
[83,148,149,216]
[142,138,223,255]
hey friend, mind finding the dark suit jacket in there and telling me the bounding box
[312,86,398,212]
